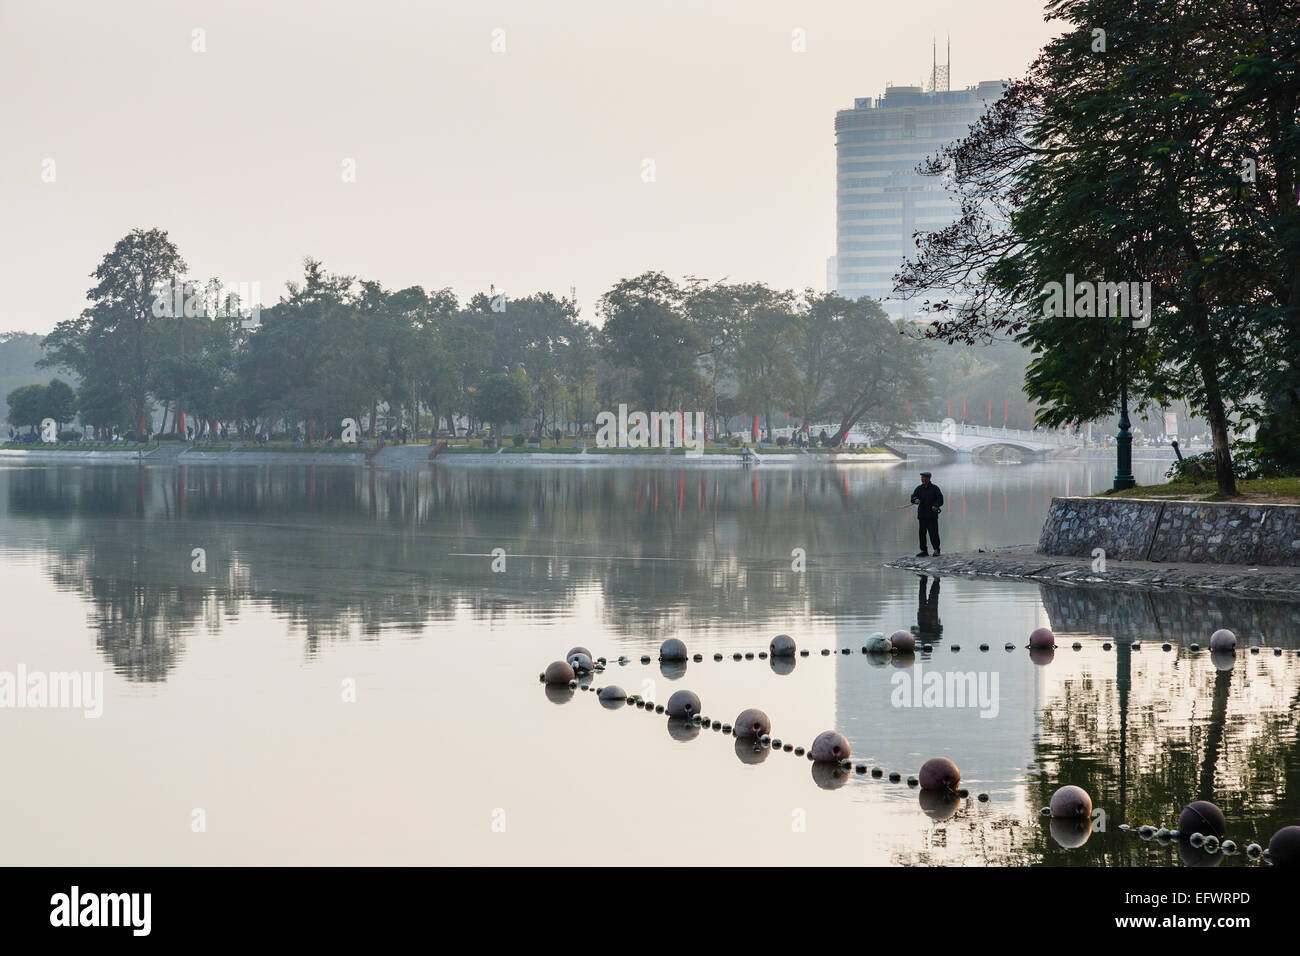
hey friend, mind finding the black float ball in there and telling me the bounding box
[810,730,850,763]
[659,638,688,661]
[919,757,960,792]
[543,660,575,685]
[597,685,626,708]
[1267,826,1300,867]
[1209,628,1236,652]
[1029,627,1054,649]
[1178,801,1227,839]
[733,708,772,739]
[889,630,916,654]
[665,689,701,718]
[1050,785,1093,819]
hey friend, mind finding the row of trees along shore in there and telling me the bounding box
[31,227,1038,447]
[9,3,1298,496]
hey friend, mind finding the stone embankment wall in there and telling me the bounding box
[1037,496,1300,567]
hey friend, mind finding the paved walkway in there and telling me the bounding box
[886,544,1300,599]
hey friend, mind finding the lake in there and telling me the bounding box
[1,457,1296,865]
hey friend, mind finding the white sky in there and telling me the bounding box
[0,0,1061,334]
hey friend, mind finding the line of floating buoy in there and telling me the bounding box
[542,641,988,804]
[558,629,1298,676]
[542,635,1296,846]
[1108,798,1298,866]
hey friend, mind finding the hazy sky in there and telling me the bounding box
[1,0,1060,334]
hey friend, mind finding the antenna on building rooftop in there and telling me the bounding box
[927,37,950,94]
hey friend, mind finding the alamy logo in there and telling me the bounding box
[1041,274,1151,328]
[889,658,999,718]
[0,665,103,718]
[50,886,151,936]
[594,404,705,456]
[151,278,262,328]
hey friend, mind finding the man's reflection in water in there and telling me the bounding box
[914,575,942,644]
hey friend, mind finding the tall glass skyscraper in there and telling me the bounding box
[833,79,1006,318]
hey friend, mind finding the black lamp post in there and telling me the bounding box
[1114,380,1135,490]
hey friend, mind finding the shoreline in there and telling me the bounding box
[885,544,1300,599]
[0,445,904,468]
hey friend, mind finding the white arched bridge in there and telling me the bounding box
[896,420,1084,460]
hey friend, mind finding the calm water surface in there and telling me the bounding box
[1,458,1296,865]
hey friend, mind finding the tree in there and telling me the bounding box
[598,272,702,410]
[471,373,531,440]
[417,339,460,438]
[76,373,129,439]
[822,297,927,445]
[42,228,188,436]
[729,284,799,437]
[5,384,46,432]
[45,378,77,430]
[894,1,1287,495]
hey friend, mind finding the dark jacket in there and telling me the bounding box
[911,482,944,518]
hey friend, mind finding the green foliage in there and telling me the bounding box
[899,0,1300,495]
[43,227,187,433]
[598,272,703,411]
[0,333,60,420]
[472,374,532,436]
[34,233,974,446]
[6,383,46,430]
[45,378,77,427]
[1165,451,1261,483]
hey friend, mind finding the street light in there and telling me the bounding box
[1114,380,1135,490]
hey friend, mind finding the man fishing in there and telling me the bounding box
[910,470,944,557]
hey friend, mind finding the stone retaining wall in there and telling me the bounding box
[1038,496,1300,566]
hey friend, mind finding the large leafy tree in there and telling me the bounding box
[43,228,187,436]
[5,384,46,432]
[76,373,130,438]
[822,296,928,445]
[471,372,531,439]
[729,283,799,437]
[598,272,702,410]
[896,0,1297,495]
[45,378,77,430]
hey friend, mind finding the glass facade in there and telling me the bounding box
[833,81,1005,318]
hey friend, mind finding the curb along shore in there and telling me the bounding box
[886,544,1300,599]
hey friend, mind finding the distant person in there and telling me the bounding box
[910,470,944,557]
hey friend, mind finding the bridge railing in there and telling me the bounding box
[906,420,1083,446]
[768,421,1086,447]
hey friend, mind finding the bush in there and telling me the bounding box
[58,430,82,442]
[511,434,525,447]
[1166,450,1261,482]
[727,435,741,448]
[776,436,789,447]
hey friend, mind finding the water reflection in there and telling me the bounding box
[2,459,1295,868]
[914,575,942,644]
